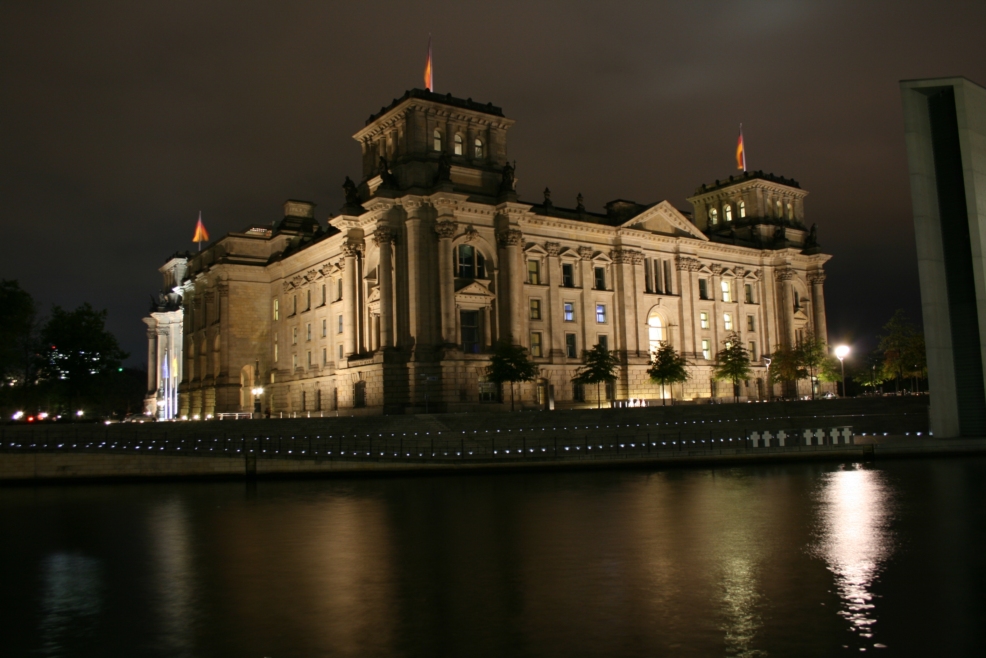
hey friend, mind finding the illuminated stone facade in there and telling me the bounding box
[145,89,832,417]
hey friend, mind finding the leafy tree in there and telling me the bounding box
[0,280,37,387]
[769,347,806,399]
[485,340,538,411]
[573,343,620,409]
[904,332,927,392]
[796,331,827,400]
[36,303,129,411]
[647,342,689,405]
[712,333,751,403]
[879,309,918,394]
[853,350,888,393]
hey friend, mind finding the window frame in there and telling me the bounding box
[702,339,711,360]
[529,298,542,320]
[562,263,575,288]
[595,303,607,324]
[527,259,541,285]
[700,311,710,330]
[593,266,606,291]
[565,333,577,359]
[454,133,463,155]
[563,302,575,322]
[530,331,543,358]
[724,313,733,331]
[433,129,442,152]
[721,279,732,303]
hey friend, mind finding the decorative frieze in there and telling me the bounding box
[578,246,594,261]
[611,248,643,264]
[675,256,701,271]
[775,268,796,281]
[545,241,561,257]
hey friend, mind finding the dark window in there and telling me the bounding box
[562,263,575,287]
[565,333,577,358]
[529,299,541,320]
[460,310,480,353]
[699,278,710,300]
[478,379,498,402]
[598,335,608,351]
[457,244,485,278]
[745,283,754,304]
[747,315,755,332]
[594,266,606,290]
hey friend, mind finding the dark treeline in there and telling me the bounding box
[0,280,144,420]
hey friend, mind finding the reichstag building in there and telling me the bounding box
[143,89,831,418]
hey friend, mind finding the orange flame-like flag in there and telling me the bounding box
[736,124,746,171]
[192,211,209,250]
[424,36,433,92]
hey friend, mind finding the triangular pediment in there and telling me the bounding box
[367,286,381,303]
[455,281,495,298]
[621,200,708,241]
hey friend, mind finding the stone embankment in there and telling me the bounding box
[2,396,966,483]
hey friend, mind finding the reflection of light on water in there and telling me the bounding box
[720,555,767,658]
[38,553,102,656]
[150,499,194,656]
[815,465,894,648]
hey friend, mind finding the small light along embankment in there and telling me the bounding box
[2,396,980,482]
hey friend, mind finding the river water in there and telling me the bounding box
[1,457,984,657]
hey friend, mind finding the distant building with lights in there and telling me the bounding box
[143,89,832,418]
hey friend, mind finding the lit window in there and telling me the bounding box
[745,283,753,304]
[721,280,731,303]
[738,200,746,218]
[775,199,782,217]
[274,334,278,362]
[594,267,606,290]
[724,313,733,331]
[787,202,794,220]
[709,208,718,225]
[433,129,442,151]
[596,303,606,323]
[454,133,463,155]
[563,302,575,322]
[562,263,575,287]
[474,138,484,158]
[647,311,664,354]
[747,315,755,332]
[565,333,577,358]
[530,332,543,357]
[273,299,279,321]
[700,311,709,329]
[527,259,541,285]
[702,339,711,360]
[724,204,733,222]
[530,299,541,320]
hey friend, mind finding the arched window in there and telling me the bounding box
[433,129,442,152]
[724,204,733,222]
[474,138,484,158]
[456,244,486,278]
[787,202,794,220]
[738,200,746,218]
[709,208,719,225]
[775,199,782,217]
[454,133,463,155]
[647,311,664,355]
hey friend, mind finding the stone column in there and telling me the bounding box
[144,319,158,396]
[497,228,524,342]
[579,246,594,350]
[809,271,828,345]
[483,305,493,350]
[342,241,359,357]
[545,242,562,357]
[435,219,457,344]
[404,203,425,348]
[675,256,699,357]
[775,268,797,348]
[374,228,395,349]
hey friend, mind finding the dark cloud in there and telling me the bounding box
[1,0,984,362]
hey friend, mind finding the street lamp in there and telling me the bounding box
[763,357,772,402]
[834,345,850,397]
[251,387,264,416]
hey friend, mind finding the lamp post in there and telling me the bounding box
[251,387,264,417]
[834,345,850,397]
[763,357,772,402]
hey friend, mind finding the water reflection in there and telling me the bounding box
[815,465,894,649]
[38,553,102,656]
[149,499,195,657]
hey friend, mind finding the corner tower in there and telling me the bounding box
[352,89,515,199]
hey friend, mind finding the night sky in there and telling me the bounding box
[2,1,984,366]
